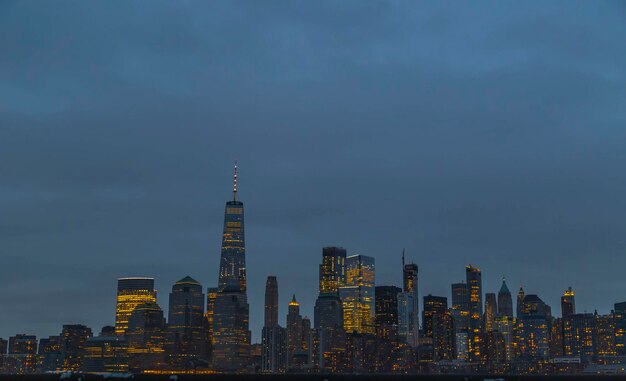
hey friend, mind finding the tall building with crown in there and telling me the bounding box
[497,278,513,318]
[261,276,287,373]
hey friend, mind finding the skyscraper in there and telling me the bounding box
[484,293,497,332]
[561,287,576,318]
[218,162,246,293]
[286,295,305,366]
[319,247,347,294]
[497,278,513,318]
[265,276,279,328]
[166,276,206,367]
[212,164,250,372]
[423,295,448,339]
[401,252,419,347]
[60,324,92,371]
[115,277,157,336]
[374,286,401,340]
[451,282,470,360]
[466,265,483,362]
[261,276,287,373]
[339,254,375,335]
[126,302,167,372]
[517,286,525,318]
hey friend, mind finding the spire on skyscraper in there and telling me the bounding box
[233,160,238,201]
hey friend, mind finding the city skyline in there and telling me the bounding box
[1,164,624,344]
[2,0,626,354]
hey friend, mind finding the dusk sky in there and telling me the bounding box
[1,1,625,342]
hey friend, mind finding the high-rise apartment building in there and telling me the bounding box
[261,276,287,373]
[402,254,419,347]
[319,247,347,294]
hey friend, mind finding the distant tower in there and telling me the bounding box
[466,265,483,361]
[484,293,497,332]
[286,295,304,365]
[423,295,448,338]
[166,276,206,366]
[265,276,279,328]
[218,161,247,293]
[561,287,575,318]
[497,278,513,317]
[401,251,419,347]
[261,276,287,373]
[516,286,525,318]
[115,277,157,336]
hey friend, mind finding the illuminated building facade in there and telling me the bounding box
[286,295,304,365]
[82,328,128,373]
[37,335,62,372]
[514,294,550,361]
[319,247,347,294]
[466,265,483,362]
[494,315,515,362]
[166,276,206,367]
[218,162,246,294]
[115,277,157,336]
[397,292,416,347]
[205,287,218,361]
[562,313,596,362]
[126,302,167,372]
[339,255,375,335]
[615,302,626,356]
[432,308,454,361]
[374,286,401,340]
[7,334,37,374]
[596,312,616,357]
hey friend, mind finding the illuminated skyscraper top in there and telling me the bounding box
[218,161,247,293]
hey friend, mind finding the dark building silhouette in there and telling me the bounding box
[561,287,576,318]
[516,286,525,318]
[60,324,92,371]
[402,253,419,347]
[514,294,551,361]
[7,334,37,374]
[37,335,62,372]
[261,276,287,373]
[423,295,447,339]
[264,276,279,328]
[166,276,206,368]
[562,312,596,362]
[126,302,167,372]
[319,247,347,294]
[497,278,513,318]
[375,286,401,340]
[484,293,497,332]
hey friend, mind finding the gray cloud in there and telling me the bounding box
[0,0,625,341]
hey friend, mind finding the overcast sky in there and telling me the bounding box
[1,1,625,342]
